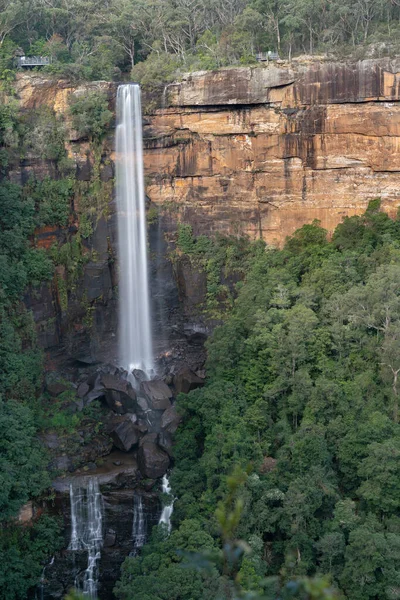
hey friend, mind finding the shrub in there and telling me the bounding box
[0,398,50,520]
[25,177,74,228]
[69,91,112,142]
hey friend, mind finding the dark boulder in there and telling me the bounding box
[110,418,140,452]
[173,367,205,395]
[136,419,149,434]
[136,396,149,412]
[42,432,61,450]
[140,380,172,410]
[158,431,173,456]
[101,373,137,414]
[137,442,170,479]
[77,382,90,398]
[84,374,105,404]
[160,405,181,434]
[139,432,158,446]
[103,529,116,547]
[132,369,147,384]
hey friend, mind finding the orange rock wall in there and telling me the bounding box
[143,59,400,245]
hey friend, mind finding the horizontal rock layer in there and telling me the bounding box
[145,59,400,245]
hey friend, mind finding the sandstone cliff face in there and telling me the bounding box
[145,59,400,245]
[11,59,400,360]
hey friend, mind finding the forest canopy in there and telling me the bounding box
[1,0,400,83]
[116,201,400,600]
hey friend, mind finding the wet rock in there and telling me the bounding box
[140,380,172,410]
[104,529,116,547]
[137,442,170,479]
[136,396,149,412]
[111,418,140,452]
[101,373,137,414]
[77,382,90,398]
[136,420,148,434]
[83,373,105,404]
[160,405,181,434]
[50,455,73,472]
[158,431,173,456]
[132,369,147,383]
[139,432,158,446]
[174,367,205,395]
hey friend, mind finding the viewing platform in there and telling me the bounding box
[256,51,279,62]
[15,56,51,68]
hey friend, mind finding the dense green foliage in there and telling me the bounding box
[25,176,74,227]
[1,0,400,84]
[118,202,400,599]
[0,516,63,600]
[0,180,53,403]
[0,173,66,596]
[0,398,50,520]
[68,92,113,142]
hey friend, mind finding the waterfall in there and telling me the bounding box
[158,475,174,534]
[38,556,54,600]
[132,494,146,554]
[116,84,153,375]
[68,479,104,599]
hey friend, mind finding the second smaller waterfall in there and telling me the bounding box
[68,478,104,599]
[132,494,146,554]
[158,475,174,534]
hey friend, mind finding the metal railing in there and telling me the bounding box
[16,56,51,68]
[256,51,280,62]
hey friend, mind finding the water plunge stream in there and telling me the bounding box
[132,494,146,554]
[68,479,104,599]
[116,83,154,375]
[65,84,168,598]
[158,475,174,534]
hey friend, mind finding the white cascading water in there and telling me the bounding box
[132,494,146,554]
[158,475,174,534]
[38,556,54,600]
[116,84,153,375]
[68,479,104,599]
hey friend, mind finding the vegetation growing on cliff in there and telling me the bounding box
[68,92,113,143]
[0,175,66,599]
[117,201,400,600]
[175,223,260,317]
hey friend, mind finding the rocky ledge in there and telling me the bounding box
[34,363,205,599]
[144,59,400,245]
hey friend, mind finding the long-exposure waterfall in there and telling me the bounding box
[158,475,174,534]
[132,494,146,554]
[116,84,153,375]
[68,479,104,599]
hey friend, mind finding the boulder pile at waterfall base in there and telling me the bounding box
[43,363,205,482]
